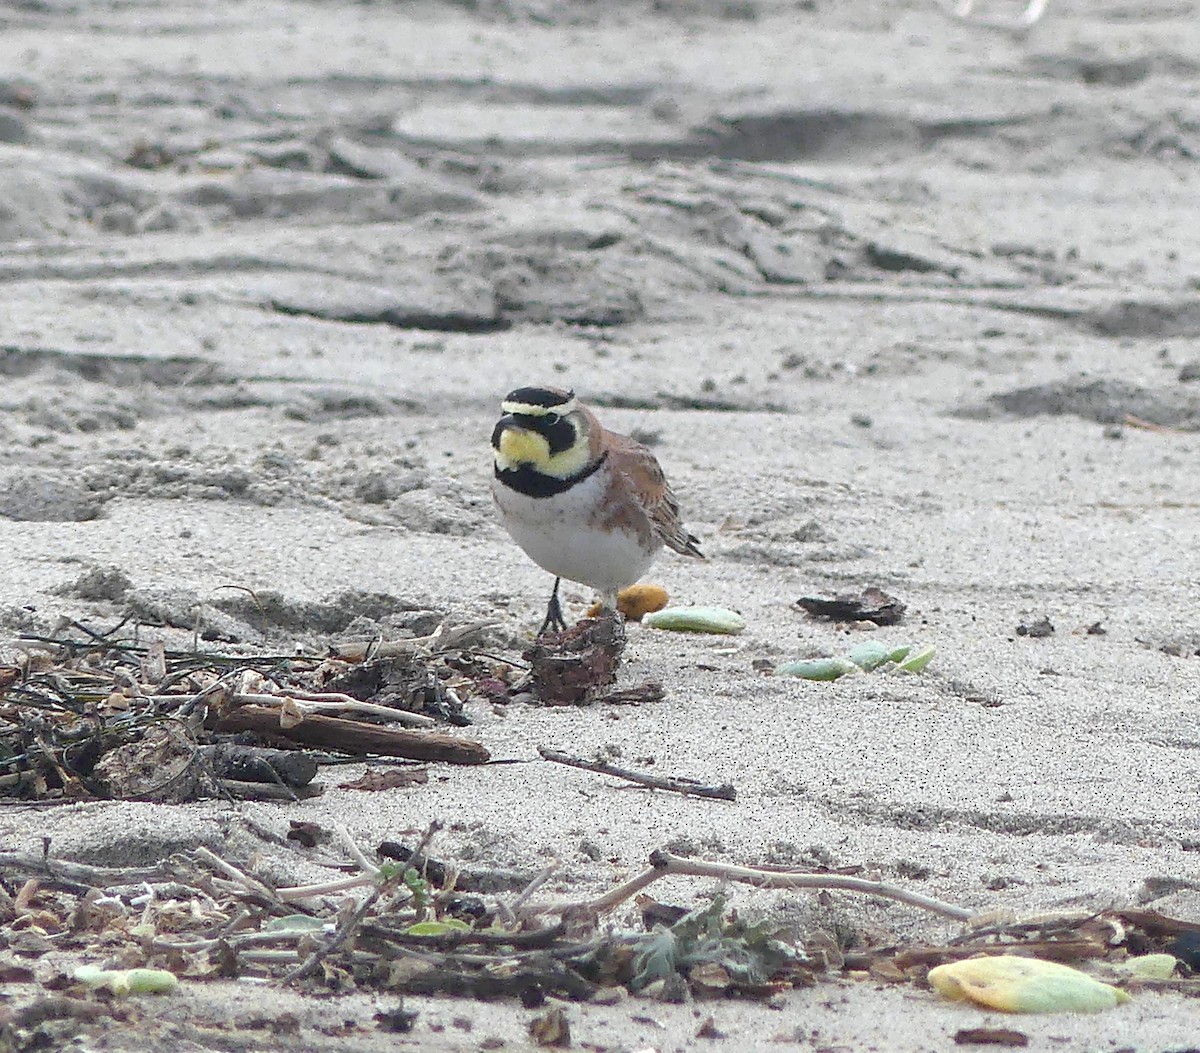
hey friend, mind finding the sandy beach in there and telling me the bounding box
[2,0,1200,1048]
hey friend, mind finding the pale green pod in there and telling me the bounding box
[847,641,895,671]
[1115,954,1178,981]
[928,956,1129,1013]
[642,607,745,635]
[774,657,860,681]
[897,646,936,673]
[74,965,109,988]
[75,966,179,996]
[121,968,180,995]
[405,918,472,936]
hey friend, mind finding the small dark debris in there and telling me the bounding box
[598,679,665,706]
[520,984,548,1009]
[337,767,428,791]
[697,1015,727,1039]
[1086,621,1107,636]
[642,900,691,930]
[796,586,905,626]
[287,820,327,848]
[374,1003,418,1033]
[1168,931,1200,970]
[125,139,175,170]
[1015,616,1054,638]
[953,1027,1029,1047]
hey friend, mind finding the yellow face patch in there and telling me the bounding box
[494,419,591,479]
[496,426,550,470]
[543,437,590,479]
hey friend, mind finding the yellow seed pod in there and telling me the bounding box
[928,956,1130,1014]
[588,584,670,622]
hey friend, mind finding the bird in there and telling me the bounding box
[490,385,704,634]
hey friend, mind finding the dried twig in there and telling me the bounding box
[0,851,165,886]
[538,747,736,801]
[1123,413,1182,435]
[229,689,437,729]
[528,849,973,923]
[329,620,499,661]
[281,882,386,984]
[212,705,489,765]
[504,863,560,924]
[193,846,280,904]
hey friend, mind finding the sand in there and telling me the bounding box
[2,0,1200,1048]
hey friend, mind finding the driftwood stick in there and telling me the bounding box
[529,849,973,923]
[212,705,489,765]
[230,691,437,729]
[538,747,736,801]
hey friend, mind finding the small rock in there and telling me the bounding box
[527,1006,570,1047]
[1015,616,1054,638]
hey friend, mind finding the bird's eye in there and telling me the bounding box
[544,412,561,426]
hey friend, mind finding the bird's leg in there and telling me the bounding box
[538,577,569,636]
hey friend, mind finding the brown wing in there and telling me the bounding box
[606,432,704,559]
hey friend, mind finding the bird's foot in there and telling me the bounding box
[537,578,569,636]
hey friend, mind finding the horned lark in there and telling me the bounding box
[491,385,704,633]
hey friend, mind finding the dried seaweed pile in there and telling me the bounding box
[0,622,499,804]
[1,837,1197,1040]
[1,622,1198,1050]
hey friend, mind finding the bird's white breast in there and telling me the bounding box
[492,470,658,594]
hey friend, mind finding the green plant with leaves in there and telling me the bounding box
[627,896,806,992]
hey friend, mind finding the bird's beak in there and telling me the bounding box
[492,415,547,467]
[491,414,518,450]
